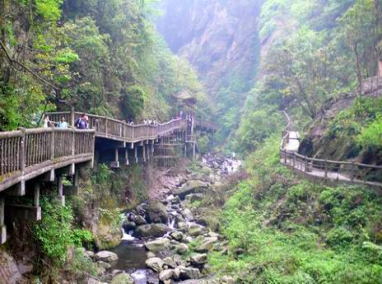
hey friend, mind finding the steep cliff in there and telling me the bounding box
[157,0,262,138]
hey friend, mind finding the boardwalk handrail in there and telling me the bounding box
[47,111,188,142]
[0,127,95,192]
[279,112,382,188]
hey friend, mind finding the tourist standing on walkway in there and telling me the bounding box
[58,117,68,129]
[75,114,89,129]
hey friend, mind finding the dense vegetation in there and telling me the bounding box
[204,0,382,282]
[208,137,382,283]
[0,0,211,131]
[235,0,382,153]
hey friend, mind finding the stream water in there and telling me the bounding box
[108,155,242,283]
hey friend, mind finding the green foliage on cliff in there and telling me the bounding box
[34,197,93,267]
[0,0,209,130]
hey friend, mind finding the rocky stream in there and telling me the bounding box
[85,154,242,284]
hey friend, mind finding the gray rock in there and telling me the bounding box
[146,201,168,223]
[159,269,175,281]
[178,266,201,280]
[221,276,234,284]
[97,261,111,270]
[190,253,208,265]
[145,257,164,272]
[147,252,156,258]
[134,224,170,238]
[170,231,184,241]
[188,224,206,236]
[182,209,194,221]
[0,251,23,284]
[194,237,218,253]
[132,215,147,225]
[86,250,95,258]
[174,180,208,199]
[94,251,118,263]
[110,272,134,284]
[184,193,204,203]
[87,278,108,284]
[163,257,177,268]
[122,221,136,232]
[145,238,171,252]
[178,222,189,231]
[175,243,189,254]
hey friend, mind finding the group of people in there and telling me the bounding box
[143,119,158,125]
[42,113,89,129]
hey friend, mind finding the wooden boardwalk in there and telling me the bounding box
[280,111,382,189]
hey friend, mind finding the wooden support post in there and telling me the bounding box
[0,197,6,244]
[34,183,40,207]
[284,150,287,164]
[146,144,150,161]
[125,148,129,165]
[111,147,120,168]
[142,143,146,162]
[324,159,328,179]
[151,141,154,154]
[70,106,75,127]
[192,143,196,160]
[57,176,65,206]
[135,146,138,163]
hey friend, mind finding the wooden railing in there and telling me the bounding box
[48,112,187,142]
[280,111,382,188]
[0,128,94,192]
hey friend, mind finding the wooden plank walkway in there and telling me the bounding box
[280,111,382,189]
[0,111,217,194]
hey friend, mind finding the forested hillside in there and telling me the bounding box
[0,0,382,283]
[198,0,382,282]
[0,0,211,131]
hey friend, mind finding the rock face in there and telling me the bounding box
[134,224,170,238]
[156,0,261,102]
[0,251,23,284]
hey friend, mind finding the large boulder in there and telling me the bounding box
[134,224,170,238]
[0,251,23,284]
[94,251,118,263]
[194,237,218,253]
[188,224,207,236]
[175,243,189,255]
[145,257,164,272]
[184,193,204,203]
[190,253,208,265]
[163,257,177,269]
[146,201,168,223]
[122,221,136,232]
[159,269,175,281]
[132,215,147,225]
[174,180,208,199]
[145,238,171,252]
[182,209,194,222]
[170,231,184,241]
[177,266,201,280]
[110,272,134,284]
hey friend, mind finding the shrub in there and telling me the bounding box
[33,197,93,267]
